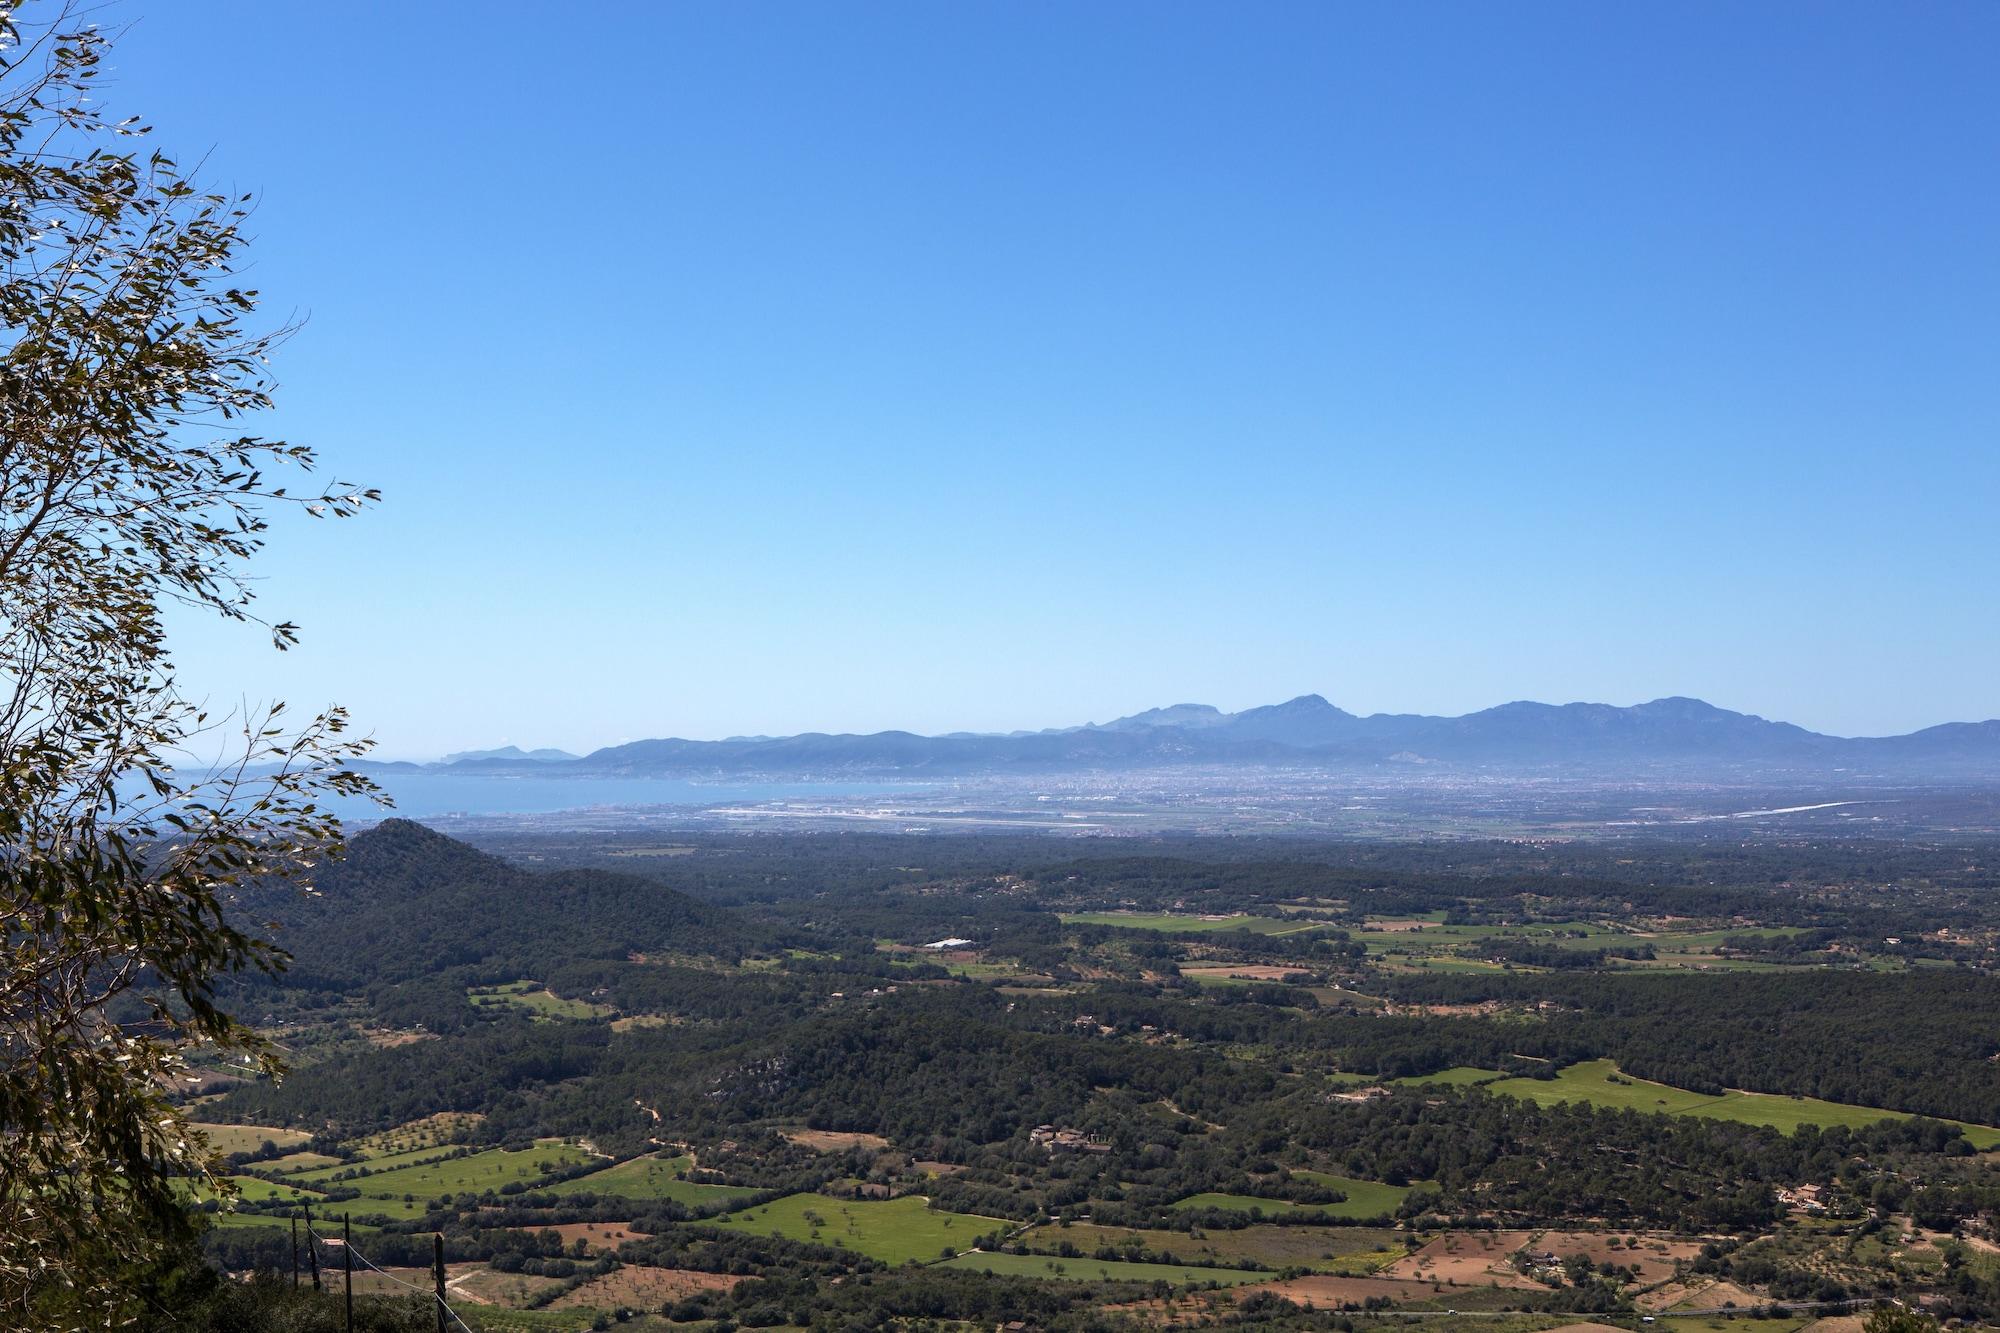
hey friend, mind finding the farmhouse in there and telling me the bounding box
[1029,1124,1111,1153]
[923,937,974,950]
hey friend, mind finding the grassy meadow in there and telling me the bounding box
[704,1193,1005,1265]
[539,1152,762,1206]
[1486,1059,2000,1146]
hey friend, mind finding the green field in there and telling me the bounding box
[257,1142,599,1222]
[288,1143,458,1185]
[941,1250,1266,1285]
[943,960,1027,979]
[704,1193,1005,1265]
[1351,920,1830,973]
[1172,1172,1416,1220]
[1393,1067,1503,1087]
[539,1152,761,1206]
[1359,919,1619,943]
[177,1175,323,1206]
[253,1142,602,1221]
[228,1174,327,1203]
[1060,912,1324,936]
[344,1142,596,1199]
[467,980,612,1020]
[1486,1059,2000,1147]
[1379,956,1512,973]
[1294,1171,1421,1217]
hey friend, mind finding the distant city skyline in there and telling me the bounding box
[115,3,1998,758]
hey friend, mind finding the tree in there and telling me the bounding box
[0,6,377,1325]
[1863,1308,1939,1333]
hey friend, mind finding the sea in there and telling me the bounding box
[325,772,918,820]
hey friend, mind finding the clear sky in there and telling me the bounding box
[120,3,1998,758]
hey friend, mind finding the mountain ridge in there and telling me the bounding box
[396,696,2000,779]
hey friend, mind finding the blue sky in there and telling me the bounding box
[123,3,1998,758]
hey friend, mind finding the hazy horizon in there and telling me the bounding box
[380,689,1998,766]
[112,2,1998,758]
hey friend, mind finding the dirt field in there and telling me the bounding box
[548,1266,743,1308]
[783,1128,891,1152]
[1641,1277,1765,1311]
[1183,965,1310,982]
[1534,1230,1702,1285]
[351,1111,484,1157]
[1382,1231,1545,1289]
[341,1264,478,1297]
[190,1123,312,1155]
[610,1013,679,1032]
[359,1028,433,1049]
[1803,1317,1866,1333]
[1235,1275,1450,1307]
[538,1220,647,1253]
[449,1267,569,1307]
[1637,1278,1706,1310]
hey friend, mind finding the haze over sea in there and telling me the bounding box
[343,774,917,820]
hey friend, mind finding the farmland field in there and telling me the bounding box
[1060,912,1325,936]
[226,1175,327,1204]
[1182,964,1311,986]
[271,1142,600,1218]
[540,1152,761,1206]
[350,1111,485,1157]
[1394,1066,1502,1087]
[190,1123,312,1155]
[1172,1191,1313,1215]
[703,1193,1005,1265]
[1350,919,1830,973]
[287,1142,459,1185]
[259,1151,343,1174]
[1295,1171,1423,1218]
[547,1266,743,1308]
[467,979,613,1020]
[1383,1230,1545,1288]
[942,1250,1268,1285]
[1486,1059,2000,1146]
[1172,1173,1417,1220]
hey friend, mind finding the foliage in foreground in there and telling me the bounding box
[0,3,375,1325]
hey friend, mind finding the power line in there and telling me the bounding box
[301,1215,480,1331]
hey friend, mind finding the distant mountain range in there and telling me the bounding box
[438,745,580,765]
[381,696,2000,780]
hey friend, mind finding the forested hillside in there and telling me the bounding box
[234,820,773,988]
[176,826,2000,1330]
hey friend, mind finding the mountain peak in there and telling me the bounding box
[1270,693,1341,712]
[441,744,578,765]
[1095,703,1228,732]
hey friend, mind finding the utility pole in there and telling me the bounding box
[305,1204,320,1292]
[434,1232,447,1333]
[343,1214,354,1333]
